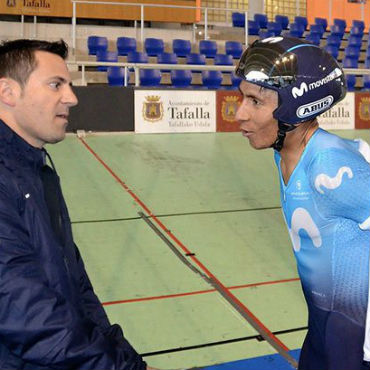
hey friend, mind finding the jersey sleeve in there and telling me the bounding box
[308,147,370,230]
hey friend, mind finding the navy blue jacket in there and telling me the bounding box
[0,120,146,370]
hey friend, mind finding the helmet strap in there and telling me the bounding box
[271,122,296,152]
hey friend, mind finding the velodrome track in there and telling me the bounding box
[47,129,369,369]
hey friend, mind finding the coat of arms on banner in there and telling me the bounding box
[142,95,163,122]
[6,0,16,7]
[221,96,240,122]
[359,97,370,121]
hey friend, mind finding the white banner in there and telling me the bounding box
[317,92,355,130]
[135,90,216,133]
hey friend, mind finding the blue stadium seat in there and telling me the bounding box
[334,18,346,32]
[96,51,118,72]
[347,35,362,49]
[326,34,341,48]
[127,51,148,64]
[144,38,164,57]
[186,53,206,64]
[294,16,308,30]
[199,40,218,58]
[202,70,223,89]
[267,21,282,36]
[330,24,345,39]
[157,52,177,72]
[230,72,242,89]
[345,45,361,61]
[324,44,339,60]
[315,17,328,32]
[232,12,245,27]
[116,37,136,56]
[310,24,324,38]
[87,36,108,55]
[248,20,260,35]
[352,20,365,32]
[254,13,268,29]
[232,12,246,28]
[225,41,242,59]
[171,70,192,88]
[157,52,177,64]
[342,57,358,91]
[288,22,305,38]
[363,58,370,90]
[275,14,289,30]
[350,26,364,39]
[107,66,129,86]
[172,39,191,57]
[363,75,370,91]
[259,30,275,39]
[214,53,233,67]
[139,69,161,87]
[127,51,148,72]
[305,33,321,46]
[345,77,357,93]
[186,53,206,72]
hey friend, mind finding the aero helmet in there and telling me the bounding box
[235,36,346,150]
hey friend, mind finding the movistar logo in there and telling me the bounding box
[309,68,342,90]
[291,68,343,99]
[297,96,334,118]
[292,83,308,98]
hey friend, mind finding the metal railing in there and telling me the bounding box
[19,15,38,38]
[67,60,236,86]
[67,60,370,87]
[71,0,248,55]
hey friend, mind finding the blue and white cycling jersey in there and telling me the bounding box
[274,128,370,332]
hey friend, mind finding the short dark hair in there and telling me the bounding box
[0,39,69,86]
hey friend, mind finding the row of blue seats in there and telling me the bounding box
[95,50,235,72]
[106,65,369,91]
[107,67,242,89]
[99,52,369,91]
[250,18,367,40]
[248,15,369,63]
[324,41,370,62]
[285,23,367,41]
[294,25,370,62]
[260,28,369,49]
[240,16,368,50]
[343,57,370,91]
[88,37,243,59]
[233,13,365,35]
[273,28,370,62]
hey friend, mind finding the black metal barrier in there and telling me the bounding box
[68,86,134,132]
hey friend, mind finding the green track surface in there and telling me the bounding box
[46,129,369,369]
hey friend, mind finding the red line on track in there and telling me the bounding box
[102,277,300,306]
[79,137,291,352]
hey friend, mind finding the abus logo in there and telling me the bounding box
[292,83,308,99]
[297,96,334,118]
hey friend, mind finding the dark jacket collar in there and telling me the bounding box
[0,119,45,171]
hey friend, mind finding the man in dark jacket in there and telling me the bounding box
[0,39,153,369]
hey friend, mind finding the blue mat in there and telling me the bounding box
[203,349,301,370]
